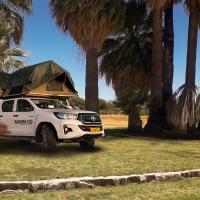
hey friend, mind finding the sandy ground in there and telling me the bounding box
[100,115,148,129]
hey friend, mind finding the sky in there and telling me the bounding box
[21,1,200,101]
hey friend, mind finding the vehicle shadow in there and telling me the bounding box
[0,141,104,157]
[105,128,200,141]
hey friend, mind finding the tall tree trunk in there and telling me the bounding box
[145,8,163,130]
[166,4,199,134]
[163,1,174,108]
[85,49,99,113]
[185,5,198,86]
[128,107,142,132]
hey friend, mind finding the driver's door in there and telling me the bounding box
[14,99,36,136]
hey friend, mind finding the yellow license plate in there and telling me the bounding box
[90,127,101,132]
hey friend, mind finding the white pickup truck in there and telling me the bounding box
[0,97,104,151]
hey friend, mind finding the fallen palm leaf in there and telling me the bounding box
[167,84,200,133]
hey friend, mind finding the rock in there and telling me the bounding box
[0,182,30,192]
[127,175,141,183]
[75,181,95,189]
[81,177,116,186]
[1,169,200,194]
[144,174,157,183]
[190,170,200,177]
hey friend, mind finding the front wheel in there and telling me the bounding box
[79,139,95,150]
[41,125,57,152]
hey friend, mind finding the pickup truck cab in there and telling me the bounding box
[0,97,104,151]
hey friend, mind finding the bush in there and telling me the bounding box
[68,96,85,110]
[68,96,122,114]
[140,106,149,116]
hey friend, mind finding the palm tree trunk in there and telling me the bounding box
[185,5,198,86]
[85,49,99,113]
[146,8,163,130]
[128,107,142,132]
[166,4,199,134]
[163,1,174,106]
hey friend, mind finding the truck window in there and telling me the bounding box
[31,99,67,109]
[2,100,14,112]
[17,100,34,112]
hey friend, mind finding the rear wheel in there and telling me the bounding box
[79,139,95,150]
[41,125,57,152]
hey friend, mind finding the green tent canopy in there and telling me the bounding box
[2,60,77,98]
[0,72,11,90]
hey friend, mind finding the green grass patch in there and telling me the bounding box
[2,178,200,199]
[0,134,200,181]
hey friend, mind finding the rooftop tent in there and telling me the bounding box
[0,72,11,97]
[3,60,77,98]
[0,72,10,90]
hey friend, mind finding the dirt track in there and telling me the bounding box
[100,115,148,129]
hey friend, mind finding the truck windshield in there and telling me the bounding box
[31,99,68,109]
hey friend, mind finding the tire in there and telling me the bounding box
[79,139,95,150]
[41,125,57,152]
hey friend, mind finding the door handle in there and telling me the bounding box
[13,115,19,117]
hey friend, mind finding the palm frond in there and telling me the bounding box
[195,92,200,124]
[99,0,151,96]
[185,0,200,8]
[0,45,28,72]
[0,4,24,44]
[50,0,126,51]
[167,85,200,133]
[0,58,24,72]
[0,0,32,15]
[0,0,32,44]
[114,89,150,114]
[147,0,181,9]
[0,12,14,37]
[0,11,28,72]
[0,46,27,57]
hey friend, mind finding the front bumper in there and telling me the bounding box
[56,119,105,140]
[62,133,103,143]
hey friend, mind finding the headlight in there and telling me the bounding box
[54,112,78,120]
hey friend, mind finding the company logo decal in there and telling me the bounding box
[15,120,33,125]
[91,116,96,122]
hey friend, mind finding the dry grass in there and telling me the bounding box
[101,114,148,128]
[1,136,200,181]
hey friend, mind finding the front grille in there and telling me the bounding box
[78,113,101,124]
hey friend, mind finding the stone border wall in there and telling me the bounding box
[1,169,200,194]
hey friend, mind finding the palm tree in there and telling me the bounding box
[163,0,174,116]
[49,0,126,113]
[113,90,150,131]
[0,0,32,45]
[167,0,200,133]
[163,0,181,127]
[0,13,27,72]
[145,0,181,132]
[99,0,151,131]
[145,0,165,132]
